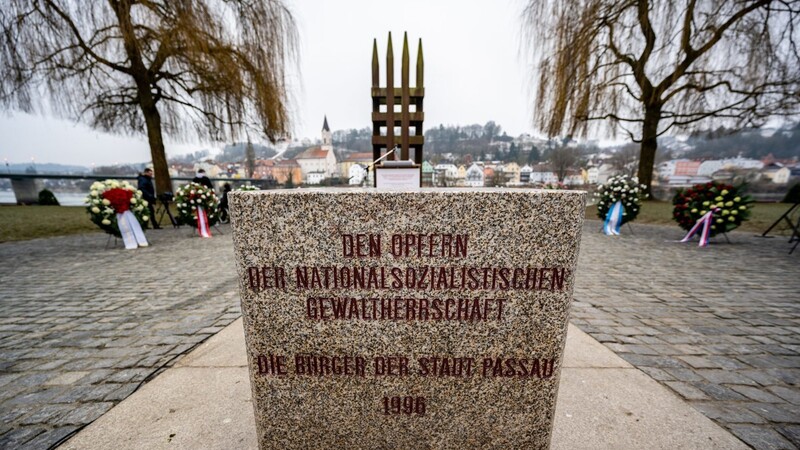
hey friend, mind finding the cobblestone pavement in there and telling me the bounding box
[1,217,798,450]
[573,221,800,450]
[0,226,240,449]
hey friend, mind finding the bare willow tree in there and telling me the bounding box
[523,0,800,193]
[0,0,297,193]
[548,146,579,181]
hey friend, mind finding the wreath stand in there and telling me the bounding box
[105,234,119,249]
[757,202,800,254]
[597,222,636,235]
[189,226,224,237]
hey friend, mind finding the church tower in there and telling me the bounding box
[321,115,332,151]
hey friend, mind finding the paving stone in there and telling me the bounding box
[729,425,795,450]
[729,385,786,404]
[0,373,22,388]
[776,425,800,447]
[635,335,664,345]
[691,382,750,401]
[692,402,767,424]
[104,382,140,402]
[739,355,800,369]
[765,369,800,385]
[18,404,74,425]
[618,354,687,368]
[663,367,705,382]
[747,403,800,423]
[54,402,115,426]
[0,426,45,448]
[676,356,723,369]
[739,369,787,387]
[768,386,800,405]
[616,335,643,344]
[638,366,674,382]
[43,371,91,386]
[696,369,760,386]
[18,425,78,450]
[103,368,152,384]
[6,386,69,406]
[665,381,709,401]
[0,406,30,425]
[591,333,617,343]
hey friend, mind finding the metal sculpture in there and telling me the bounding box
[371,32,424,172]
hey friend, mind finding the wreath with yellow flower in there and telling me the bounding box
[672,182,753,236]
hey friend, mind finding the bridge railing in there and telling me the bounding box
[0,173,277,205]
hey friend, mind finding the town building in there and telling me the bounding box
[421,161,435,186]
[348,164,369,186]
[253,159,275,180]
[520,165,533,184]
[528,164,558,185]
[762,164,791,184]
[272,160,302,185]
[434,163,459,186]
[295,117,338,184]
[465,163,485,187]
[502,162,521,185]
[339,152,373,181]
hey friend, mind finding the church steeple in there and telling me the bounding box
[321,115,332,150]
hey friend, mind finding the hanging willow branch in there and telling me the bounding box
[521,0,800,192]
[0,0,297,192]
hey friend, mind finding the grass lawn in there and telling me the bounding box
[1,201,795,243]
[586,201,796,235]
[0,205,99,243]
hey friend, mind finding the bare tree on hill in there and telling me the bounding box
[548,145,578,182]
[0,0,297,193]
[523,0,800,194]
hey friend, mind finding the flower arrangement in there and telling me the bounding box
[85,180,149,236]
[672,182,753,236]
[175,182,219,227]
[237,184,260,191]
[594,175,647,224]
[542,181,566,190]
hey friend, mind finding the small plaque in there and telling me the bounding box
[375,166,421,189]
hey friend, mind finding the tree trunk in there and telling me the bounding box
[141,103,171,195]
[113,0,173,195]
[637,104,661,197]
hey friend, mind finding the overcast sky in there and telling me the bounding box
[0,0,534,166]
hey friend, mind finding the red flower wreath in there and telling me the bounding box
[102,188,134,213]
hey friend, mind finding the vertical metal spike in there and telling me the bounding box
[416,38,424,88]
[386,32,395,159]
[372,39,379,87]
[402,32,410,89]
[401,32,410,160]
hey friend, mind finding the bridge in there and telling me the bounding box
[0,173,273,204]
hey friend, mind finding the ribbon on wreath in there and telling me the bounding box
[679,207,718,247]
[117,210,149,250]
[602,201,624,235]
[196,206,212,238]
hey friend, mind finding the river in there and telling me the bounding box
[0,190,88,206]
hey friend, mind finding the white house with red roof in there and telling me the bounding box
[296,116,338,184]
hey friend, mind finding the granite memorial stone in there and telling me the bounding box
[230,189,585,449]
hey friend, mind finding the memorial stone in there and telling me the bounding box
[230,188,585,449]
